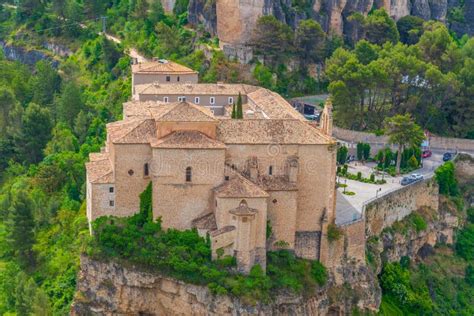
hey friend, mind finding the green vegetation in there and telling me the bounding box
[336,145,348,165]
[88,184,327,304]
[435,161,459,196]
[356,142,371,161]
[327,224,343,241]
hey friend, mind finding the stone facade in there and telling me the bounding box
[86,67,337,273]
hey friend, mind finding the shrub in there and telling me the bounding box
[311,261,327,286]
[370,174,375,182]
[435,161,459,196]
[408,155,419,169]
[456,224,474,260]
[468,207,474,224]
[410,213,427,232]
[343,191,356,196]
[327,224,343,241]
[465,265,474,286]
[356,171,362,180]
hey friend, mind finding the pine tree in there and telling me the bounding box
[236,92,243,119]
[231,103,236,119]
[7,191,35,268]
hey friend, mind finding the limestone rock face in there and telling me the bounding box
[71,255,380,315]
[189,0,472,49]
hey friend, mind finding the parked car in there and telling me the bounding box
[401,176,413,186]
[304,114,318,121]
[346,155,356,163]
[409,173,423,182]
[443,152,453,161]
[422,150,432,158]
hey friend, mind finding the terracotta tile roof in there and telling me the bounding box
[151,130,226,149]
[257,175,298,191]
[216,119,333,144]
[191,212,217,230]
[135,83,259,96]
[107,118,156,144]
[149,101,217,122]
[247,89,305,120]
[123,100,164,118]
[86,155,114,184]
[214,172,269,198]
[131,60,197,75]
[210,225,236,237]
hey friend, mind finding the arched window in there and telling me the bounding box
[144,163,149,176]
[185,167,192,182]
[269,165,273,175]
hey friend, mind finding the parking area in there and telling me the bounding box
[335,151,446,225]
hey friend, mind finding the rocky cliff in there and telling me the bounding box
[71,255,379,315]
[188,0,473,47]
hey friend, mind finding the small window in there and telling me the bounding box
[210,97,215,105]
[224,175,230,181]
[177,76,180,82]
[272,199,278,204]
[195,97,200,104]
[128,169,134,176]
[228,97,234,104]
[163,96,169,103]
[144,163,149,176]
[166,76,170,82]
[242,217,248,223]
[269,166,273,175]
[185,166,192,182]
[178,96,186,102]
[109,200,114,207]
[109,187,114,193]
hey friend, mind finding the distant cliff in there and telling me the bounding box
[188,0,474,46]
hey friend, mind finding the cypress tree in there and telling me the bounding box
[236,92,243,119]
[7,191,35,268]
[231,102,236,119]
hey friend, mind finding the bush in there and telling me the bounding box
[370,174,375,182]
[327,224,343,241]
[456,224,474,260]
[343,191,356,196]
[435,162,459,196]
[467,207,474,223]
[357,171,362,180]
[465,265,474,287]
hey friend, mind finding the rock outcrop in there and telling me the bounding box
[187,0,472,55]
[71,256,379,315]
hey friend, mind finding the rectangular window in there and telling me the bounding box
[109,200,114,207]
[163,96,169,103]
[269,166,273,175]
[228,97,234,104]
[144,163,149,176]
[177,76,180,82]
[210,97,215,105]
[178,96,186,102]
[194,97,200,104]
[109,187,114,193]
[166,76,170,82]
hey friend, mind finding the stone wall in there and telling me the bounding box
[333,126,474,154]
[364,177,439,236]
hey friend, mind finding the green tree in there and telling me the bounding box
[337,145,348,165]
[0,87,16,137]
[7,191,35,268]
[397,15,425,45]
[417,22,454,67]
[15,272,37,316]
[231,103,236,119]
[434,161,459,196]
[354,40,379,65]
[456,224,474,260]
[16,103,53,164]
[365,9,399,45]
[56,82,83,126]
[44,123,79,156]
[251,16,293,67]
[236,92,243,119]
[294,20,326,66]
[29,61,61,107]
[384,114,425,174]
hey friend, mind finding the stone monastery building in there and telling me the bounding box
[86,59,337,273]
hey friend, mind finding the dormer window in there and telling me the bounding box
[210,97,215,105]
[185,167,192,182]
[269,166,273,175]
